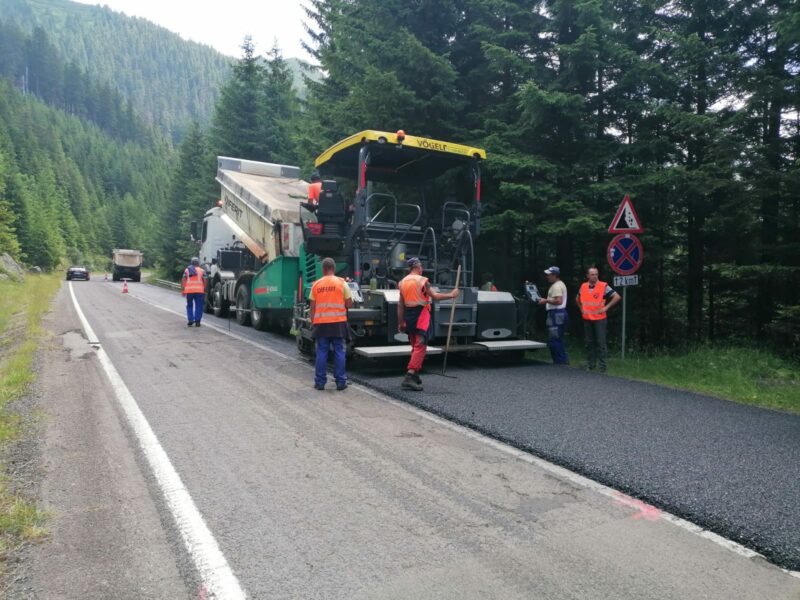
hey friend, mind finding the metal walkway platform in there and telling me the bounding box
[354,340,547,358]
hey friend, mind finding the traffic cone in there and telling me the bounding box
[122,280,129,294]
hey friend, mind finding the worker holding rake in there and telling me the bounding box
[397,257,459,391]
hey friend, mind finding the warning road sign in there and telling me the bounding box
[608,234,644,275]
[609,195,644,233]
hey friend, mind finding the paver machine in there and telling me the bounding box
[294,130,544,358]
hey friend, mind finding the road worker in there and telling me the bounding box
[538,266,569,364]
[181,257,206,327]
[480,272,498,292]
[397,257,459,391]
[301,172,323,213]
[309,257,353,390]
[576,266,621,372]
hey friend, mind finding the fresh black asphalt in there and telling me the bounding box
[350,358,800,572]
[140,283,800,571]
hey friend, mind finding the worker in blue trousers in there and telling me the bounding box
[181,257,206,327]
[539,266,569,364]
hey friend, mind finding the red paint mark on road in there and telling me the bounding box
[613,491,662,521]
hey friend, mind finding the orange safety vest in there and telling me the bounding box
[308,181,322,204]
[312,275,348,324]
[183,267,205,295]
[579,281,608,321]
[399,274,431,310]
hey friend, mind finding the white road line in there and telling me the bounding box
[69,283,248,599]
[131,286,800,579]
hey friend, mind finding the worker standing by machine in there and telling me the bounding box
[397,257,459,391]
[309,257,353,390]
[538,266,569,364]
[480,272,498,291]
[301,172,322,213]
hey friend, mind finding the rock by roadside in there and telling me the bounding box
[0,253,25,282]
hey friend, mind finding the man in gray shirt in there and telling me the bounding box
[538,266,569,364]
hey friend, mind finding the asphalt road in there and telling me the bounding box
[133,279,800,572]
[20,278,799,599]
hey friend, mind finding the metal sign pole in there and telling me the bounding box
[621,286,627,360]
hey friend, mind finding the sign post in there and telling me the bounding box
[622,287,627,360]
[608,196,644,360]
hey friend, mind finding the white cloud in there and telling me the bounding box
[73,0,313,59]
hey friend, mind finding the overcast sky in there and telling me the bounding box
[74,0,312,60]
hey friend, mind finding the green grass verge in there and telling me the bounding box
[564,342,800,414]
[0,273,61,573]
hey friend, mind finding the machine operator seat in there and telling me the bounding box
[304,179,347,254]
[316,180,346,224]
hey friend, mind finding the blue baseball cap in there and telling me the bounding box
[544,266,560,275]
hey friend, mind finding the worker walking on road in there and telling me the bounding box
[310,257,353,391]
[397,257,459,391]
[577,267,621,372]
[538,266,569,365]
[181,257,206,327]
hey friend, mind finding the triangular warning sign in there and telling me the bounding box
[608,195,644,233]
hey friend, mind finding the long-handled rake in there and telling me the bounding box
[441,265,461,377]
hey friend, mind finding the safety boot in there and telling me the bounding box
[401,372,423,391]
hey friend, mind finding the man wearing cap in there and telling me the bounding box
[397,257,459,391]
[301,172,322,213]
[538,266,569,364]
[576,266,621,372]
[181,257,206,327]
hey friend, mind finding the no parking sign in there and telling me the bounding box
[608,233,644,275]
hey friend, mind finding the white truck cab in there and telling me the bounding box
[198,206,238,276]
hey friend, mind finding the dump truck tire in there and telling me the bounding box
[235,284,251,326]
[212,282,229,318]
[251,307,269,331]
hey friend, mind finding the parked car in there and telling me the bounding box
[66,266,90,281]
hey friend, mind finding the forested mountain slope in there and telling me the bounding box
[0,79,173,269]
[0,0,232,136]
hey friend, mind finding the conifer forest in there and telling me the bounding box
[0,0,798,355]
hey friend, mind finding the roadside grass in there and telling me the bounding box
[563,341,800,414]
[0,273,60,573]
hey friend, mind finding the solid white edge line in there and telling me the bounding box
[131,285,800,580]
[69,283,247,599]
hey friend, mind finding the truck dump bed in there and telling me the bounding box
[112,249,143,267]
[216,157,307,263]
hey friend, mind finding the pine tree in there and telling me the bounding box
[0,149,21,257]
[163,123,216,277]
[211,37,270,162]
[263,45,299,165]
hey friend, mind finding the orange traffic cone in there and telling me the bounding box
[122,280,129,294]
